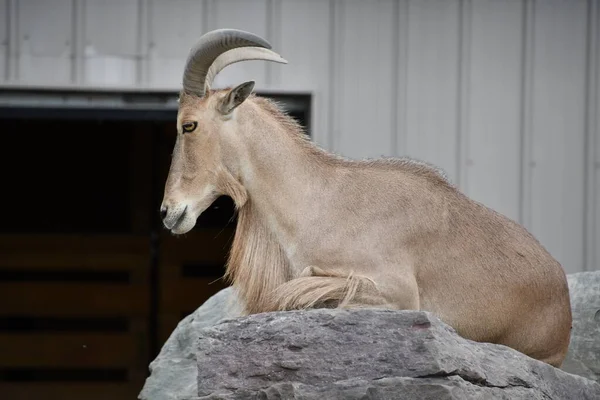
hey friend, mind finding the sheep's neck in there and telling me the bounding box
[236,107,332,267]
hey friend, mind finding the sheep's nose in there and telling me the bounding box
[160,206,168,221]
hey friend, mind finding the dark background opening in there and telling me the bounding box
[0,93,311,396]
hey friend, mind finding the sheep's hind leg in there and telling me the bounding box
[265,266,393,312]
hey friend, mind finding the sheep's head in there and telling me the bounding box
[160,29,287,234]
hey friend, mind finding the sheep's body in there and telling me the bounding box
[160,29,572,368]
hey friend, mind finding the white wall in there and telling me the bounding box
[1,0,598,273]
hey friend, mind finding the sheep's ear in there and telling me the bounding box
[219,81,255,115]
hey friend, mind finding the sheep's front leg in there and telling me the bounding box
[264,266,394,312]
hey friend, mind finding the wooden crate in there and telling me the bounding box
[158,229,234,344]
[0,234,150,400]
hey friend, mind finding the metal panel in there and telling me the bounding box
[595,93,600,273]
[279,0,330,146]
[208,0,268,89]
[394,0,409,158]
[334,0,395,158]
[464,0,523,222]
[278,0,329,90]
[591,0,600,272]
[528,0,587,273]
[17,0,72,84]
[84,0,139,86]
[148,0,205,89]
[0,0,7,81]
[405,0,461,181]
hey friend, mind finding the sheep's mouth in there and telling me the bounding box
[170,206,188,230]
[163,205,188,231]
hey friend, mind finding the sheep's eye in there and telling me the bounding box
[182,121,197,133]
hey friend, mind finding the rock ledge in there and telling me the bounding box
[192,308,600,400]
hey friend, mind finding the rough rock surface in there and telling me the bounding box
[194,309,600,399]
[138,287,242,400]
[139,271,600,399]
[561,271,600,382]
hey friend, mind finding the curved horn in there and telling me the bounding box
[204,47,288,93]
[182,29,272,97]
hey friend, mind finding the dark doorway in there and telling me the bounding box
[0,91,311,400]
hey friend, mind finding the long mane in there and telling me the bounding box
[224,199,292,315]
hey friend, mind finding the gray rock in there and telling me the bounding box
[561,271,600,382]
[138,287,243,400]
[194,309,600,400]
[140,270,600,399]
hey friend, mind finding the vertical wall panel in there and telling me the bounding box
[520,0,535,232]
[136,0,150,86]
[148,0,205,88]
[71,0,85,84]
[0,0,7,81]
[5,0,17,82]
[279,0,330,146]
[17,0,72,84]
[279,0,329,90]
[595,84,600,273]
[209,0,268,89]
[456,0,471,191]
[335,0,395,159]
[405,0,461,181]
[464,0,523,222]
[393,0,409,157]
[592,0,600,272]
[529,0,587,273]
[84,0,139,86]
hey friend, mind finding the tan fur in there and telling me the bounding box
[161,88,572,368]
